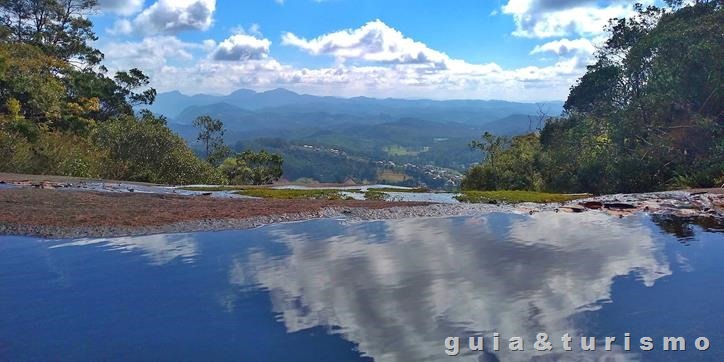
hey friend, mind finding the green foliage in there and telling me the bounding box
[463,1,723,194]
[0,1,219,185]
[364,190,387,200]
[462,134,543,191]
[367,187,429,193]
[0,0,102,66]
[0,43,67,124]
[193,115,227,165]
[218,150,284,185]
[180,185,248,192]
[94,115,222,184]
[455,191,589,204]
[0,126,107,177]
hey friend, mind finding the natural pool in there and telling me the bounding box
[1,213,722,361]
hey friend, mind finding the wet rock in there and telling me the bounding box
[580,201,603,209]
[31,181,56,189]
[559,205,586,213]
[672,209,701,217]
[604,202,637,210]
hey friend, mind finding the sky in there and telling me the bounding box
[91,0,659,101]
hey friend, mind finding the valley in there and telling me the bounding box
[155,88,562,188]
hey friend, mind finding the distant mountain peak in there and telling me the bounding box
[262,88,299,96]
[228,88,256,97]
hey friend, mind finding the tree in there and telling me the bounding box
[94,114,222,184]
[462,1,722,193]
[463,133,542,191]
[219,150,283,185]
[0,0,218,185]
[0,0,102,66]
[1,1,156,126]
[193,115,226,163]
[469,132,510,182]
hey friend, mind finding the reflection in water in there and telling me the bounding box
[51,233,198,265]
[651,215,723,243]
[231,212,670,361]
[1,213,722,361]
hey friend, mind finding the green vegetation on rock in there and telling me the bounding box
[364,190,387,201]
[455,191,589,204]
[236,188,344,200]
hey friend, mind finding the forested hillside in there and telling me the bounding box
[463,1,723,194]
[0,0,223,184]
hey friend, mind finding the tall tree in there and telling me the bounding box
[193,115,226,163]
[0,0,101,66]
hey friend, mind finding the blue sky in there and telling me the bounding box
[91,0,659,101]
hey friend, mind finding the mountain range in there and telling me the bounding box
[150,88,564,187]
[152,88,564,126]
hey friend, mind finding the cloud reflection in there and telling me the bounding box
[53,234,198,265]
[231,212,671,361]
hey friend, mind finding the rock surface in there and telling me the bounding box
[0,173,722,238]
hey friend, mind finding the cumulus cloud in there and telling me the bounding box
[106,18,133,35]
[530,38,596,57]
[97,0,144,16]
[133,0,216,35]
[501,0,654,38]
[101,36,201,70]
[225,214,669,361]
[282,19,449,67]
[100,20,594,101]
[211,34,271,61]
[53,234,198,265]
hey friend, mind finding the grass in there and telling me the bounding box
[180,185,249,192]
[364,190,387,201]
[455,190,590,204]
[183,185,430,201]
[369,187,429,193]
[235,188,345,200]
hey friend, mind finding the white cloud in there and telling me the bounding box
[282,19,449,67]
[97,0,144,16]
[53,234,198,265]
[202,39,217,52]
[106,18,133,35]
[530,38,596,57]
[101,36,201,70]
[211,34,271,61]
[133,0,216,35]
[226,214,669,361]
[101,20,596,101]
[501,0,654,38]
[231,23,263,37]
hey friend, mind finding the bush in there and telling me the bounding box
[94,116,223,184]
[0,126,106,178]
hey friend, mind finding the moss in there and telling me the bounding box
[368,187,429,193]
[455,190,589,204]
[364,190,387,201]
[235,188,344,200]
[180,185,249,192]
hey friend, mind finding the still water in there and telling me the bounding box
[1,212,722,361]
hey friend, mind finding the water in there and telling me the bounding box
[0,213,722,361]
